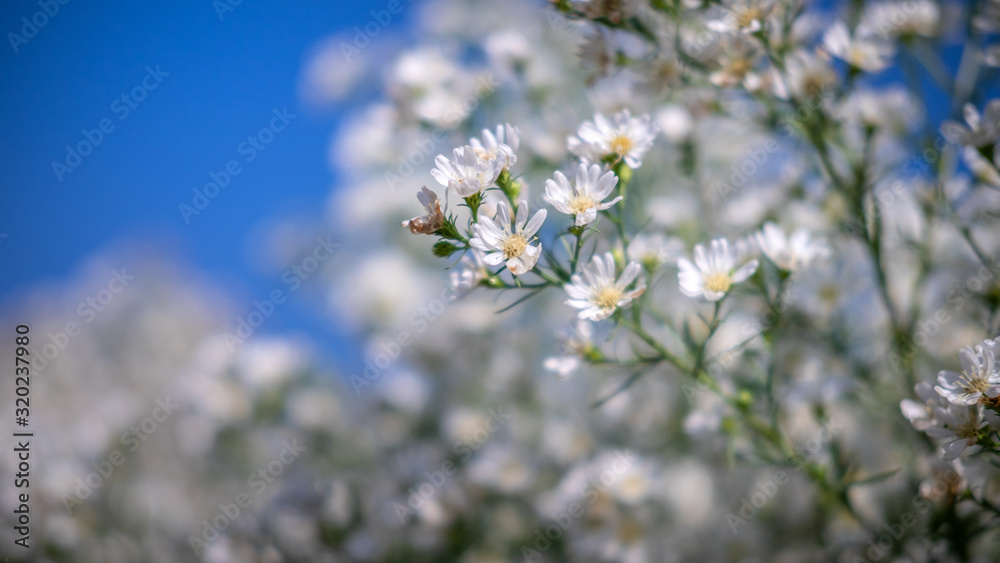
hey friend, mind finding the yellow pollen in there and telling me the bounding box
[501,233,528,260]
[595,286,623,309]
[726,57,752,77]
[736,7,763,28]
[704,272,732,294]
[609,134,633,157]
[569,193,597,215]
[961,371,989,394]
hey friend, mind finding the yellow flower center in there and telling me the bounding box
[736,6,763,28]
[961,371,989,395]
[704,272,732,294]
[609,134,633,157]
[726,56,752,77]
[595,286,623,309]
[501,233,528,260]
[568,193,597,215]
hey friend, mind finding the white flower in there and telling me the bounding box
[822,22,895,73]
[401,187,444,235]
[783,49,838,99]
[565,253,645,321]
[941,101,1000,148]
[935,339,1000,406]
[470,200,546,276]
[627,233,685,269]
[567,110,658,169]
[861,1,939,38]
[450,250,489,291]
[677,238,759,301]
[430,145,504,198]
[901,381,948,431]
[470,123,520,172]
[754,222,830,271]
[543,164,621,226]
[544,320,595,380]
[925,403,985,460]
[706,0,777,35]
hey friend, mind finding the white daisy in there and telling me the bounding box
[901,381,948,432]
[565,253,645,321]
[544,320,596,380]
[401,187,445,235]
[822,22,895,73]
[627,233,685,270]
[430,145,504,198]
[783,49,838,99]
[449,250,489,291]
[941,101,1000,148]
[754,222,830,271]
[935,339,1000,406]
[567,110,658,169]
[543,163,622,226]
[925,403,985,461]
[705,0,778,35]
[677,238,759,301]
[470,200,546,276]
[469,123,520,172]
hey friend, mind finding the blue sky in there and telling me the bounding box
[0,0,399,357]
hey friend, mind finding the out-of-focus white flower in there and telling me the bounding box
[402,187,445,235]
[678,238,759,301]
[935,339,1000,406]
[565,253,645,321]
[450,250,489,291]
[784,50,837,99]
[568,110,658,169]
[822,22,895,72]
[544,320,595,380]
[470,123,521,172]
[654,105,693,142]
[706,0,777,34]
[708,39,764,89]
[431,145,504,198]
[627,233,685,270]
[900,381,947,431]
[470,200,546,276]
[861,1,939,38]
[543,163,621,226]
[837,87,922,131]
[940,101,1000,147]
[925,403,985,460]
[960,145,1000,186]
[754,222,830,271]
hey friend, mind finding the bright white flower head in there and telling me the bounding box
[470,123,520,172]
[822,22,895,72]
[627,233,685,269]
[543,163,622,226]
[941,101,1000,148]
[470,200,546,276]
[935,339,1000,406]
[565,253,645,321]
[754,222,830,271]
[568,110,658,169]
[677,238,759,301]
[430,145,504,198]
[925,403,985,460]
